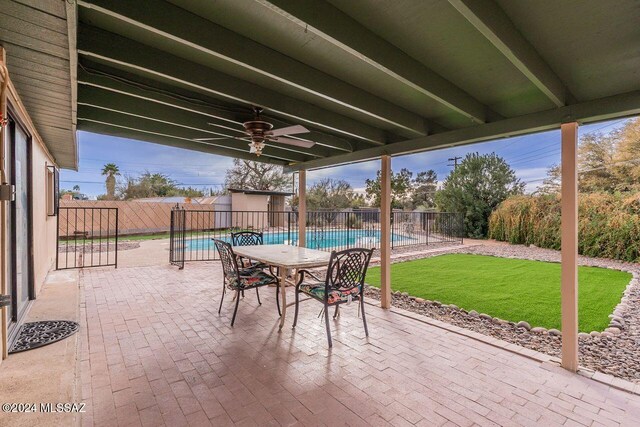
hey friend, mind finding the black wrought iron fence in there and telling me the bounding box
[169,206,186,269]
[305,210,382,252]
[306,210,464,251]
[169,206,463,265]
[56,207,119,269]
[391,211,464,248]
[170,208,298,263]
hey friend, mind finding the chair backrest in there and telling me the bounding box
[231,231,264,246]
[213,239,239,280]
[325,248,374,293]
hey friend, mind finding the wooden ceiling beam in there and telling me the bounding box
[260,0,496,125]
[77,68,357,153]
[78,0,429,138]
[77,24,391,146]
[448,0,570,107]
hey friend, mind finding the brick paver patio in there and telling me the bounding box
[79,264,640,426]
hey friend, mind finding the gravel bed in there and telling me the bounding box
[364,243,640,384]
[368,241,464,263]
[57,241,140,253]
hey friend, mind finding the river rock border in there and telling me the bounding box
[364,243,640,383]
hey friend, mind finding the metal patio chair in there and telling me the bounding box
[231,231,266,268]
[230,231,282,316]
[293,248,374,347]
[213,239,279,326]
[231,230,264,246]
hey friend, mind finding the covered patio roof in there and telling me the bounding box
[0,0,78,168]
[70,0,640,171]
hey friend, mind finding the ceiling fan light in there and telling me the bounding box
[249,141,265,156]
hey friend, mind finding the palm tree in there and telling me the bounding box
[101,163,120,200]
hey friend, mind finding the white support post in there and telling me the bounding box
[380,155,392,309]
[298,170,306,247]
[561,122,579,372]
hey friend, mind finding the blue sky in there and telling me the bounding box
[61,118,631,198]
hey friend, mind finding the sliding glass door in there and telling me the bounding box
[6,115,33,333]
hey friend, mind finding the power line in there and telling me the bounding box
[61,180,226,186]
[503,119,629,166]
[503,140,557,161]
[447,156,462,169]
[520,155,640,186]
[79,157,230,168]
[509,149,561,167]
[585,118,628,133]
[67,168,226,177]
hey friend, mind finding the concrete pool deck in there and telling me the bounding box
[113,238,476,269]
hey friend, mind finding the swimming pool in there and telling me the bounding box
[186,229,414,251]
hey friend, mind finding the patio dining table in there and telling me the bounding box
[232,244,332,329]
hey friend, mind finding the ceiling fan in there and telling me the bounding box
[194,106,314,156]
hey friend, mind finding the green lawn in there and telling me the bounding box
[119,233,172,241]
[61,233,171,244]
[366,254,631,332]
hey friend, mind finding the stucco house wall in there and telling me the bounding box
[31,144,58,298]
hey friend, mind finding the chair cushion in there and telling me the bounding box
[226,268,277,290]
[299,281,361,304]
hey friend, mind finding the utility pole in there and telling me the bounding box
[448,156,462,169]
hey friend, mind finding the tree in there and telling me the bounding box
[305,179,359,210]
[577,131,618,193]
[73,184,80,192]
[411,170,438,210]
[224,159,290,191]
[365,168,414,209]
[101,163,120,200]
[538,118,640,195]
[436,153,524,238]
[613,118,640,192]
[538,164,561,194]
[364,168,437,210]
[117,172,204,200]
[349,193,367,208]
[207,187,227,197]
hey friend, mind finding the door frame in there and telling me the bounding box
[6,104,34,343]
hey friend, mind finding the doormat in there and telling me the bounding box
[9,320,79,354]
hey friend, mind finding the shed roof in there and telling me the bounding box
[228,188,294,196]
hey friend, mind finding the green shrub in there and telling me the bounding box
[489,193,640,262]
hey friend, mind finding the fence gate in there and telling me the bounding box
[56,207,119,269]
[169,206,186,269]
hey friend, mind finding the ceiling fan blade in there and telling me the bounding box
[271,137,315,148]
[193,137,228,141]
[270,125,309,137]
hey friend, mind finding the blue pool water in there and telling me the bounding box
[186,230,414,251]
